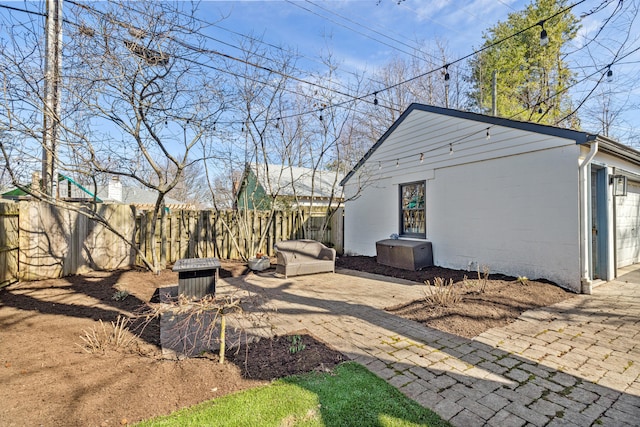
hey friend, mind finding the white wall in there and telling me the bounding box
[343,177,397,254]
[343,108,584,291]
[429,146,581,291]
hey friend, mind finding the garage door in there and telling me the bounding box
[616,180,640,268]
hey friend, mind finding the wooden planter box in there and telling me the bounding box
[376,239,433,271]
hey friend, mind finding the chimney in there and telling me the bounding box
[108,176,122,202]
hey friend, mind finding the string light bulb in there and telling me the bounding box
[396,159,399,168]
[419,153,424,163]
[449,143,453,155]
[486,128,490,140]
[539,21,549,47]
[373,92,379,106]
[606,66,613,82]
[444,64,450,85]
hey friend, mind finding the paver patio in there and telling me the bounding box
[220,266,640,426]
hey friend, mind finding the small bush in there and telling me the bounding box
[478,265,490,292]
[463,265,491,293]
[77,315,134,353]
[516,276,529,285]
[424,277,462,306]
[288,335,306,354]
[111,290,130,301]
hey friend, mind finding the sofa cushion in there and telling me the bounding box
[276,239,323,258]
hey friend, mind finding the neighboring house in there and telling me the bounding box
[235,163,343,211]
[2,173,103,202]
[95,178,192,210]
[2,174,191,210]
[340,103,640,294]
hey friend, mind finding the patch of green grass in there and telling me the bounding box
[135,362,449,427]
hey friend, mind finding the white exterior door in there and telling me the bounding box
[616,180,640,268]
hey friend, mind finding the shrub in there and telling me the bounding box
[111,290,130,301]
[462,265,491,293]
[288,335,306,354]
[478,265,490,293]
[424,277,462,306]
[77,315,134,353]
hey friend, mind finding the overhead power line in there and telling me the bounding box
[0,3,46,18]
[287,0,440,63]
[3,0,629,130]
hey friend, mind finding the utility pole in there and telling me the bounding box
[491,70,497,116]
[42,0,62,197]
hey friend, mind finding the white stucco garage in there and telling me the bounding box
[340,104,640,293]
[617,180,640,268]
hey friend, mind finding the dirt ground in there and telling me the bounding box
[0,256,571,426]
[336,256,572,339]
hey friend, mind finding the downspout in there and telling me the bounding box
[579,140,598,294]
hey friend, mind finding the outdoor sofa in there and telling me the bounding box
[274,239,336,278]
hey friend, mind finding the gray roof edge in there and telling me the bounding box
[340,103,601,186]
[250,162,342,197]
[596,135,640,164]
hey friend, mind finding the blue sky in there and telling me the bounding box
[204,0,530,72]
[200,0,640,143]
[0,0,637,145]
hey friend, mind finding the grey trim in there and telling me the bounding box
[597,137,640,164]
[399,180,426,239]
[340,103,604,186]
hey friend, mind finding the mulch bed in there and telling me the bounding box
[0,256,572,426]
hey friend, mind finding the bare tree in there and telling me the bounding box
[165,159,211,209]
[0,1,232,272]
[350,40,465,156]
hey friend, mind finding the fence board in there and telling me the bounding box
[0,203,19,287]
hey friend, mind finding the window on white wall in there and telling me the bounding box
[400,181,425,237]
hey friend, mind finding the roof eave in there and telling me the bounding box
[596,135,640,164]
[340,103,604,186]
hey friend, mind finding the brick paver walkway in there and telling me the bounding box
[220,266,640,426]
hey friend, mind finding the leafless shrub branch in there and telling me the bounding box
[424,277,462,307]
[139,289,272,362]
[76,315,134,353]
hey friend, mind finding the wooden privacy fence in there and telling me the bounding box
[0,201,343,281]
[136,208,344,266]
[8,201,136,281]
[0,203,19,287]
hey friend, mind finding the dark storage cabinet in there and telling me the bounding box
[173,258,221,298]
[376,239,433,271]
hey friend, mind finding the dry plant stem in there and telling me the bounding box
[478,265,490,293]
[424,277,461,306]
[77,315,134,353]
[139,290,272,359]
